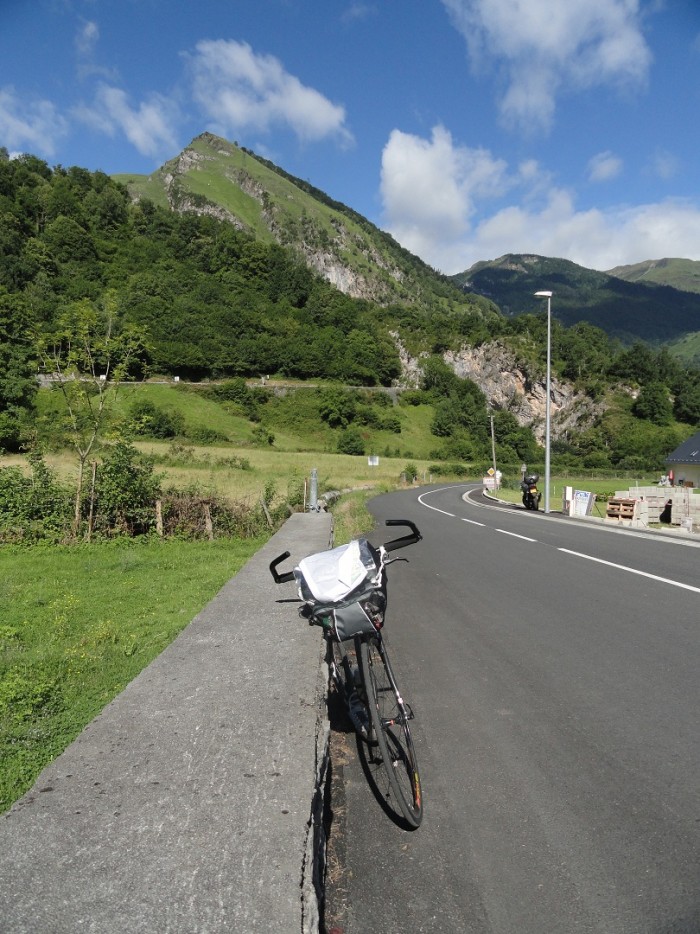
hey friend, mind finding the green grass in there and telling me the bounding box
[25,382,445,504]
[35,382,441,457]
[0,536,264,812]
[666,330,700,367]
[329,490,378,544]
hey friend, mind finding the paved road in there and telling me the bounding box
[327,484,700,934]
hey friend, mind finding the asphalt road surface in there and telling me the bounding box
[325,484,700,934]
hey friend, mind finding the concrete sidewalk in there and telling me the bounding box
[0,512,333,934]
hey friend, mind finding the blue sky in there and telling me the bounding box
[2,0,700,275]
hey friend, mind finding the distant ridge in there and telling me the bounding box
[606,258,700,295]
[452,253,700,349]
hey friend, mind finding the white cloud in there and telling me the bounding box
[587,150,623,182]
[380,124,700,273]
[188,40,354,147]
[341,4,378,24]
[73,19,117,82]
[380,125,511,268]
[442,0,652,132]
[73,85,180,159]
[648,148,679,180]
[0,87,68,157]
[75,20,99,57]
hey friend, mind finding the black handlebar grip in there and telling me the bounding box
[269,551,296,584]
[383,519,422,552]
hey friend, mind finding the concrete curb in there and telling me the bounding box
[0,512,334,933]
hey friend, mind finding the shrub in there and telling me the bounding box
[252,425,275,446]
[0,455,71,541]
[337,427,365,455]
[429,462,470,477]
[380,412,402,433]
[160,490,274,539]
[187,425,228,445]
[205,378,266,412]
[93,440,162,536]
[319,388,357,428]
[401,390,429,406]
[128,399,184,439]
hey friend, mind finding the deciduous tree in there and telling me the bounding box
[34,292,149,534]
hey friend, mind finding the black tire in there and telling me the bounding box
[359,637,423,828]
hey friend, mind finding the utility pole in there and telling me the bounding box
[490,415,498,491]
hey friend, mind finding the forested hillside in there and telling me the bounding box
[115,132,498,317]
[1,147,699,474]
[454,253,700,347]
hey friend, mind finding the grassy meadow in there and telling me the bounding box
[0,537,265,811]
[24,380,444,507]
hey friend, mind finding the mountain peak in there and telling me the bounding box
[116,134,491,315]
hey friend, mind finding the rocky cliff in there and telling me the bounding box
[398,338,602,443]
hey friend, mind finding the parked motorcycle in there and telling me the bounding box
[521,473,542,510]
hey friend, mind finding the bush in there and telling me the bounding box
[187,425,228,445]
[203,378,263,419]
[93,440,162,536]
[582,451,612,469]
[319,388,357,428]
[337,427,365,456]
[401,390,429,406]
[429,462,470,477]
[252,425,275,446]
[0,410,24,453]
[0,455,71,541]
[160,490,274,539]
[380,412,402,433]
[128,399,184,439]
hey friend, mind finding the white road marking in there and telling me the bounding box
[417,488,458,519]
[558,548,700,594]
[495,529,538,542]
[416,487,699,592]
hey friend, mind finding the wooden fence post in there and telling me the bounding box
[203,503,214,540]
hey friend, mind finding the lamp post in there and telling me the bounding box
[534,290,553,514]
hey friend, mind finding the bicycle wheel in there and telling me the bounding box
[359,636,423,827]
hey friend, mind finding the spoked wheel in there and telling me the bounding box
[359,636,422,828]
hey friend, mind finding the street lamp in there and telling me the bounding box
[534,290,553,514]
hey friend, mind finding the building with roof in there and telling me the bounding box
[665,430,700,487]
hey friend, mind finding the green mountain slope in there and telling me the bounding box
[606,258,700,294]
[115,132,494,317]
[453,253,700,346]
